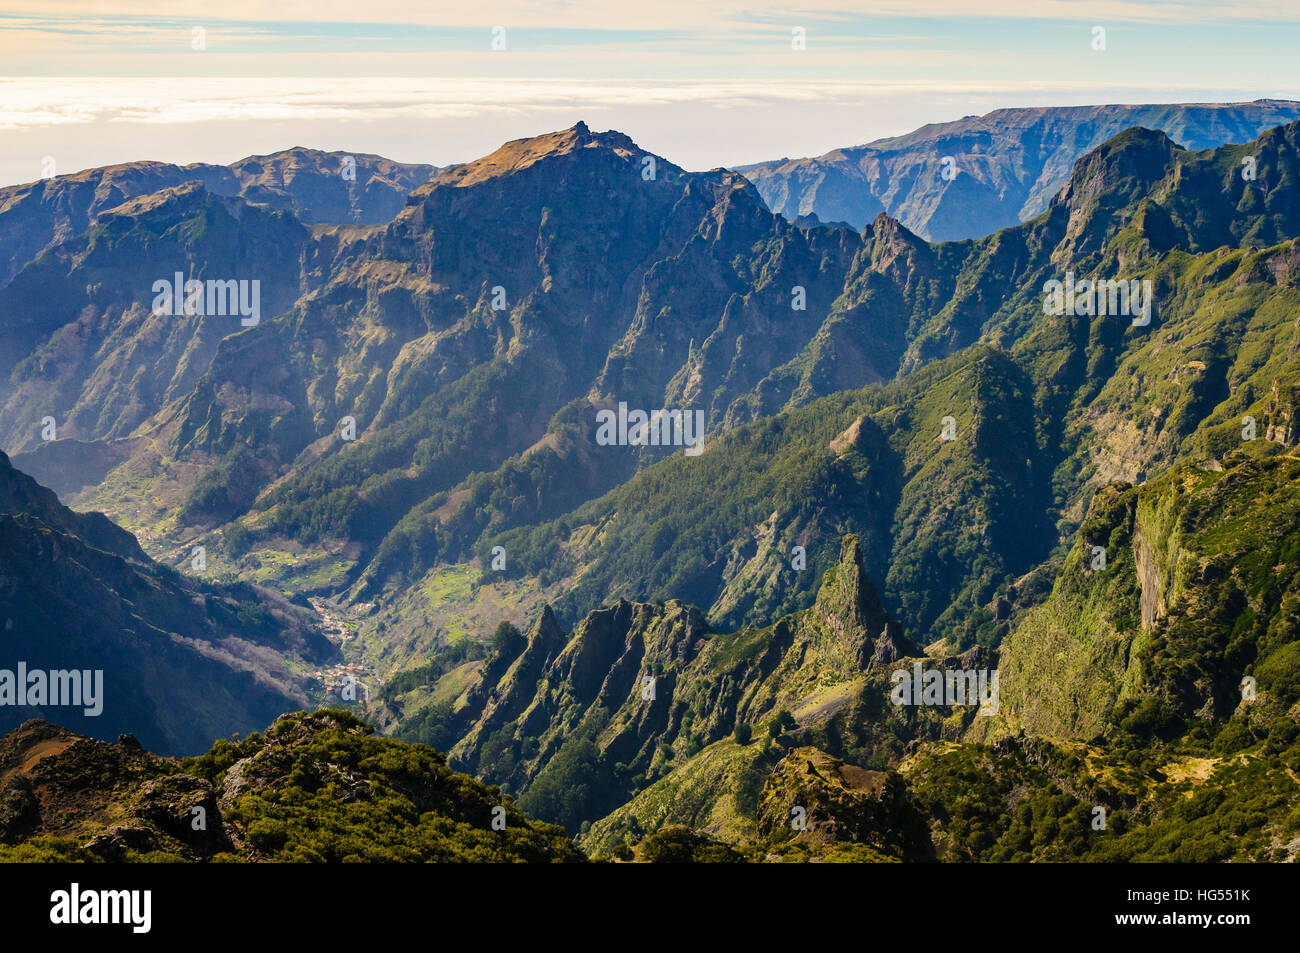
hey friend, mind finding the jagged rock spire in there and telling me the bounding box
[813,534,919,666]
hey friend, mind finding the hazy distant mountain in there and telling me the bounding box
[736,100,1300,240]
[0,147,435,288]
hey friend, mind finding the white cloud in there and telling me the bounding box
[6,76,1282,132]
[1,75,1284,190]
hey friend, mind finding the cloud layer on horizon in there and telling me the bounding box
[0,2,1295,188]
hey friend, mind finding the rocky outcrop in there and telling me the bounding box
[756,746,929,859]
[813,535,887,651]
[0,712,584,862]
[0,720,224,859]
[1133,519,1167,630]
[1265,379,1299,446]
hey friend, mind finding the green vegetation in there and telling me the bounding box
[208,711,582,862]
[633,826,744,863]
[0,712,584,863]
[6,120,1300,863]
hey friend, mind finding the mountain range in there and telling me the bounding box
[737,100,1300,240]
[1,101,1299,861]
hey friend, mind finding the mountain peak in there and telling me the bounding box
[527,604,570,661]
[1049,125,1183,258]
[813,535,889,645]
[427,123,642,189]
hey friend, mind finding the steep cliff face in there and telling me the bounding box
[996,450,1300,740]
[992,482,1148,741]
[1266,379,1299,446]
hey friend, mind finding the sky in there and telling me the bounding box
[1,1,1298,186]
